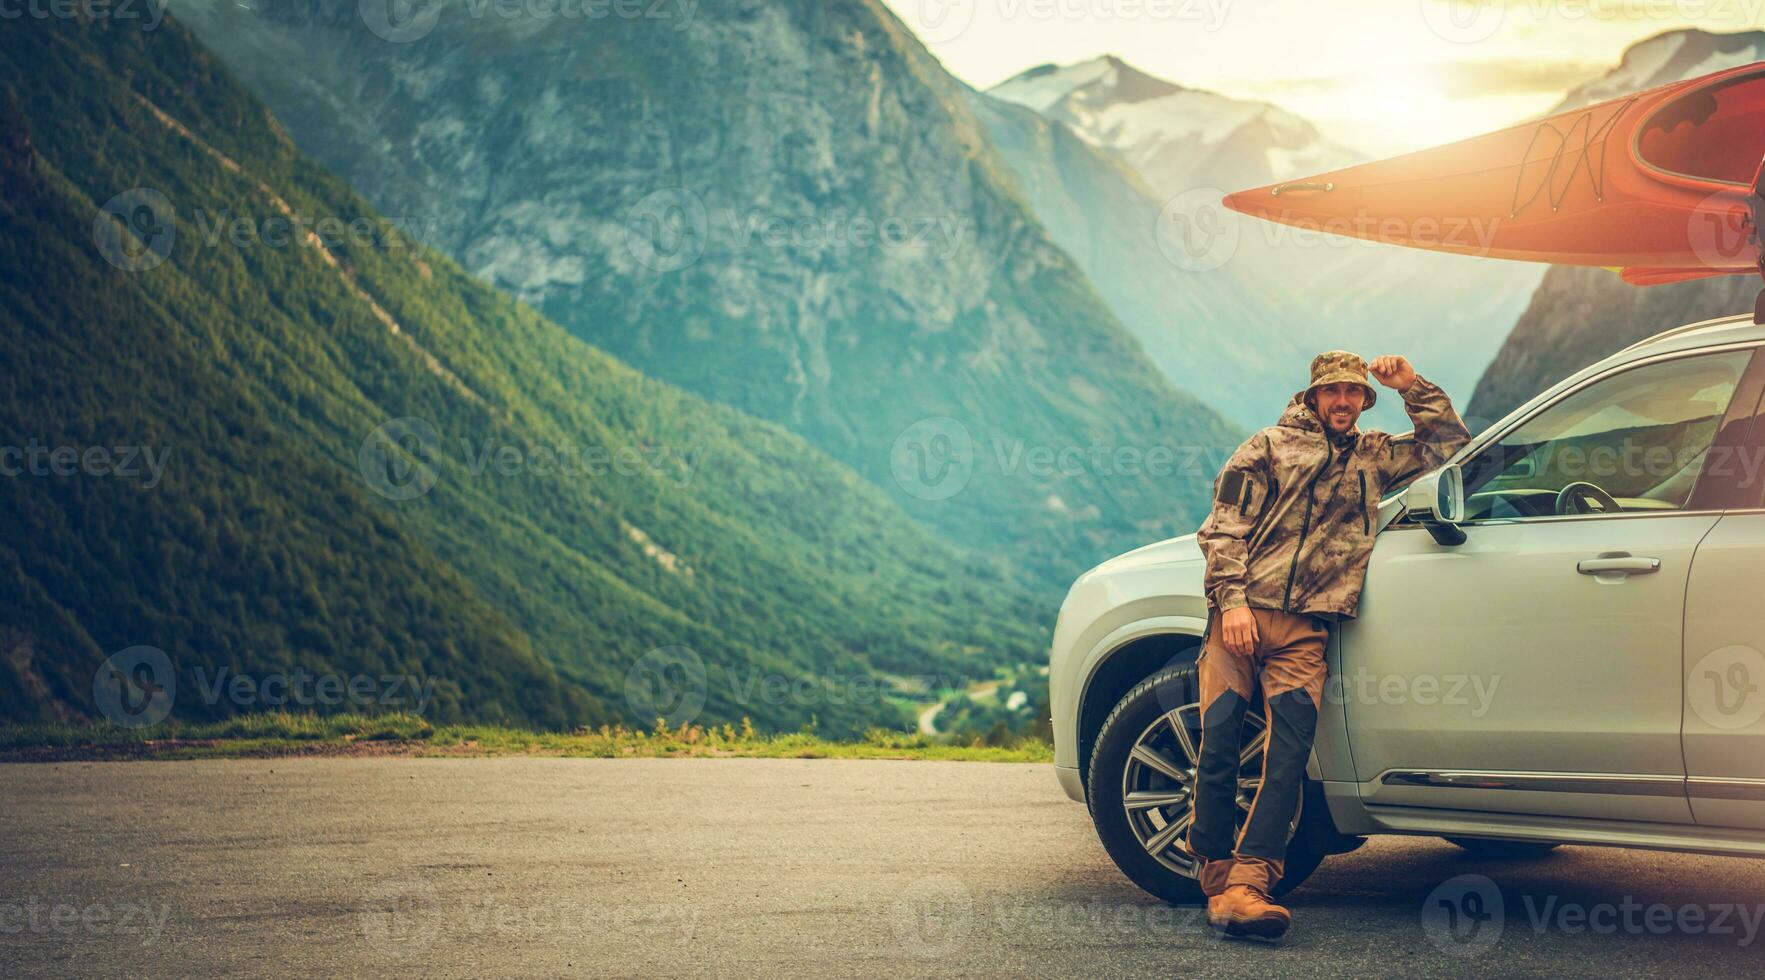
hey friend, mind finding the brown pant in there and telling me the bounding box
[1187,606,1328,896]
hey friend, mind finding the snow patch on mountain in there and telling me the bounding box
[991,57,1119,113]
[989,55,1360,191]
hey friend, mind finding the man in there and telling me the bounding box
[1187,351,1471,940]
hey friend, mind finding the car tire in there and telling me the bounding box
[1086,662,1328,905]
[1443,836,1562,859]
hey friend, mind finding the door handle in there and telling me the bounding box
[1577,555,1661,575]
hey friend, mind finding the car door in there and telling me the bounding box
[1344,345,1763,824]
[1683,363,1765,829]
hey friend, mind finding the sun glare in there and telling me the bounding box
[1358,64,1453,141]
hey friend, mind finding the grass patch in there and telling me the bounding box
[0,713,1054,763]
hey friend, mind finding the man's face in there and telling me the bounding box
[1311,382,1366,435]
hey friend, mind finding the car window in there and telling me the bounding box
[1456,349,1753,521]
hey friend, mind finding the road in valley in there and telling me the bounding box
[4,758,1763,977]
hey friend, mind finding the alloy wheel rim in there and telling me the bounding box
[1119,700,1293,877]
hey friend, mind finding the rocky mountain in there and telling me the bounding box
[1554,28,1765,111]
[963,89,1311,430]
[1467,29,1765,427]
[165,0,1244,586]
[990,55,1360,194]
[0,14,1048,733]
[984,56,1544,433]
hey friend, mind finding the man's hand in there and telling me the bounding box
[1368,355,1417,394]
[1220,606,1259,657]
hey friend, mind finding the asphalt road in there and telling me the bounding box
[3,758,1763,978]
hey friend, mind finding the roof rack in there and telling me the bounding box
[1613,314,1754,357]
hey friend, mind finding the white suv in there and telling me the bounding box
[1049,314,1765,904]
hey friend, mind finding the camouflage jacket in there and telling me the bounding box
[1197,376,1471,620]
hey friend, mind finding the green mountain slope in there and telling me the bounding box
[0,15,1044,734]
[167,0,1245,587]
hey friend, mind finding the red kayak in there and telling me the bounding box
[1223,62,1765,287]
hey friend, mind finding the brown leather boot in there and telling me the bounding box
[1206,884,1292,940]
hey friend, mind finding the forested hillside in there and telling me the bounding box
[168,0,1246,586]
[0,15,1045,734]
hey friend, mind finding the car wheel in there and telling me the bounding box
[1086,662,1327,905]
[1444,836,1562,859]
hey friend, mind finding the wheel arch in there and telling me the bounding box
[1076,631,1203,793]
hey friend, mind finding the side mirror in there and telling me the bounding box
[1402,463,1467,546]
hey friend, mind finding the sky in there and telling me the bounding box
[880,0,1765,154]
